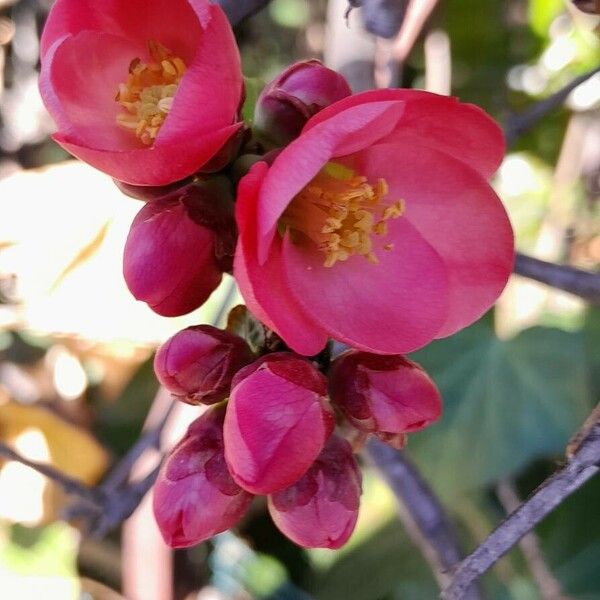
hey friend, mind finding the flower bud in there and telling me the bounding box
[224,353,334,495]
[154,325,254,405]
[153,406,253,548]
[268,435,361,549]
[329,351,442,438]
[254,60,351,147]
[123,178,236,317]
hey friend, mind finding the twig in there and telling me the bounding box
[496,479,570,600]
[514,253,600,305]
[0,440,102,505]
[441,418,600,600]
[215,0,273,27]
[504,65,600,146]
[360,0,410,39]
[365,439,482,599]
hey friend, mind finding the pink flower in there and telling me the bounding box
[39,0,243,185]
[154,325,254,405]
[223,353,335,494]
[329,351,442,441]
[268,435,361,549]
[123,189,228,317]
[254,60,352,146]
[153,407,253,548]
[235,90,514,356]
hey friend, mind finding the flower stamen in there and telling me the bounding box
[281,162,405,268]
[115,41,187,145]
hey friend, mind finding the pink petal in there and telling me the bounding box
[224,355,334,494]
[360,142,514,338]
[235,163,329,355]
[303,89,505,178]
[281,217,449,354]
[54,123,242,185]
[41,0,208,62]
[157,5,242,143]
[256,100,406,262]
[40,31,143,150]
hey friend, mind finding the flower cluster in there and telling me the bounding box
[40,0,514,549]
[152,325,440,548]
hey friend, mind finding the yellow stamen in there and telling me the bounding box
[115,41,187,145]
[280,162,405,268]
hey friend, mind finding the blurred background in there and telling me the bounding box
[0,0,599,598]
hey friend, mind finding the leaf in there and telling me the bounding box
[528,0,565,37]
[226,305,267,353]
[95,355,159,457]
[310,519,438,600]
[0,401,108,485]
[50,220,111,292]
[407,320,593,498]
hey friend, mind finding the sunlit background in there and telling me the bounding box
[0,0,599,599]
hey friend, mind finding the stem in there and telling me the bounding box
[365,439,482,599]
[441,419,600,600]
[514,253,600,304]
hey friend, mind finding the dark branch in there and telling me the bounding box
[441,418,600,600]
[360,0,410,39]
[0,440,102,505]
[504,65,600,146]
[365,439,482,599]
[514,253,600,305]
[215,0,273,27]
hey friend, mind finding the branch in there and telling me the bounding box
[215,0,273,27]
[441,416,600,600]
[504,65,600,146]
[514,253,600,305]
[365,439,482,599]
[0,440,102,506]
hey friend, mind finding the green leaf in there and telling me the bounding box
[242,77,264,125]
[528,0,565,38]
[408,321,592,498]
[310,520,438,600]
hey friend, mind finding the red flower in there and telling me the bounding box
[39,0,243,185]
[153,407,253,548]
[223,353,335,494]
[268,435,361,549]
[235,90,514,356]
[329,351,442,441]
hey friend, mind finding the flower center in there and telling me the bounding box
[115,41,187,145]
[280,162,404,268]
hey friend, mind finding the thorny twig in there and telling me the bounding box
[441,414,600,600]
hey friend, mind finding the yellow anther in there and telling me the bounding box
[280,161,406,268]
[115,41,187,145]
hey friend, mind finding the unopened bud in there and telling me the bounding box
[153,407,253,548]
[329,351,442,439]
[254,60,351,147]
[123,178,236,316]
[154,325,254,405]
[268,435,361,549]
[224,353,334,494]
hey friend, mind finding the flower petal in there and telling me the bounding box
[40,31,143,150]
[157,5,242,143]
[303,89,505,178]
[54,123,242,185]
[281,217,449,354]
[235,163,328,355]
[41,0,208,62]
[360,142,514,338]
[256,100,406,262]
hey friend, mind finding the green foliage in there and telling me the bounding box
[408,319,593,498]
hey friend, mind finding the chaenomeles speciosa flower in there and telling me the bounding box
[329,351,442,449]
[254,59,352,147]
[154,325,254,405]
[39,0,243,185]
[235,89,514,356]
[123,177,237,316]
